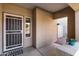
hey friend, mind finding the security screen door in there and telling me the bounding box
[3,13,23,52]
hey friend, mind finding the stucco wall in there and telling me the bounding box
[75,11,79,41]
[36,8,56,48]
[0,4,3,54]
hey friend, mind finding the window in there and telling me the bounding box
[25,18,31,37]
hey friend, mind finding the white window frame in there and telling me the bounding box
[25,17,32,38]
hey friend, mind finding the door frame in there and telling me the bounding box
[56,16,68,39]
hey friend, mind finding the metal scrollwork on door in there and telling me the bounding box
[3,13,23,52]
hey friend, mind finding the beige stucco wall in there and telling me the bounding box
[36,8,57,48]
[75,11,79,41]
[2,4,32,17]
[0,3,32,54]
[0,4,3,54]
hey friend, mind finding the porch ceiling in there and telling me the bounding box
[15,3,68,12]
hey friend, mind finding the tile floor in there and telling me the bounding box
[0,45,71,56]
[19,47,41,56]
[38,45,71,56]
[19,45,71,56]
